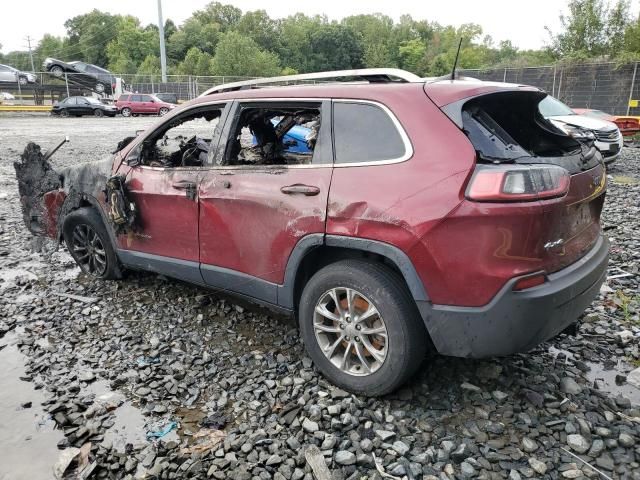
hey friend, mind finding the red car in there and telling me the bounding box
[16,70,609,396]
[115,93,176,117]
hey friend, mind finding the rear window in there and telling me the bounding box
[333,102,406,164]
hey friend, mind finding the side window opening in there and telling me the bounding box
[139,107,224,168]
[333,102,407,164]
[223,104,322,166]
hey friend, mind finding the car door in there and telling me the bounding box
[0,65,16,83]
[77,97,92,115]
[65,96,79,114]
[197,99,333,305]
[140,95,155,114]
[115,102,230,283]
[130,95,143,114]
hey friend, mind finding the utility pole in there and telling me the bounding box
[157,0,167,83]
[25,36,36,72]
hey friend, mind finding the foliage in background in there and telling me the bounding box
[2,1,640,77]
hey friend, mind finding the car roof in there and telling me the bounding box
[182,79,541,109]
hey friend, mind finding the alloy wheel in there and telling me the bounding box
[313,287,388,376]
[70,224,107,276]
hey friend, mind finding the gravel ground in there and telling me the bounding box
[0,114,639,480]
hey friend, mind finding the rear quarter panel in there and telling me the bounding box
[326,86,476,302]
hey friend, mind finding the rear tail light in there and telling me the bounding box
[466,164,570,202]
[513,273,547,291]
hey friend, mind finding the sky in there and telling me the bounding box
[0,0,637,54]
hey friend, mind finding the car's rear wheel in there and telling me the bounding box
[159,107,169,116]
[60,109,69,117]
[95,82,105,93]
[299,260,427,396]
[18,76,27,86]
[50,65,64,78]
[94,109,104,117]
[121,107,131,117]
[63,208,121,280]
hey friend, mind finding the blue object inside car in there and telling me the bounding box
[253,119,311,153]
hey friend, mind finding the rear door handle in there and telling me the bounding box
[280,184,320,196]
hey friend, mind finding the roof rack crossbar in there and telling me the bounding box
[199,68,422,96]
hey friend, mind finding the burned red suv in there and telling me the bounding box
[115,93,176,117]
[15,69,609,396]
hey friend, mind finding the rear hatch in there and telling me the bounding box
[445,90,606,274]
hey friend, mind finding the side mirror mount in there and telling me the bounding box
[125,144,142,167]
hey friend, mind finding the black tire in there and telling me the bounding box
[95,82,105,93]
[94,109,104,117]
[63,208,121,280]
[158,107,169,116]
[121,107,131,117]
[299,259,427,396]
[60,109,69,117]
[18,76,27,86]
[50,65,64,78]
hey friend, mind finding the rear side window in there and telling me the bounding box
[333,102,407,164]
[65,97,77,105]
[131,95,142,102]
[119,95,129,102]
[141,95,153,102]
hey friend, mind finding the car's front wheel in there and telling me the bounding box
[63,208,121,280]
[95,82,105,93]
[159,107,169,116]
[49,65,64,77]
[18,76,27,86]
[94,109,104,117]
[299,260,427,396]
[121,107,131,117]
[60,109,69,117]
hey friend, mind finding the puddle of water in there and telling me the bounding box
[548,346,640,406]
[0,332,63,480]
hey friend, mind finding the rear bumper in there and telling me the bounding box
[418,234,609,358]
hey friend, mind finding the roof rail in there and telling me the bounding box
[199,68,422,96]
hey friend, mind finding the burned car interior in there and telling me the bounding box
[223,105,321,166]
[137,108,223,168]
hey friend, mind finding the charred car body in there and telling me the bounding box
[15,69,609,396]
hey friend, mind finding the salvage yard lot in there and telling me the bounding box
[0,114,639,479]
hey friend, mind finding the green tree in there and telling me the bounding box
[343,14,396,67]
[398,39,427,74]
[308,24,364,71]
[237,10,280,52]
[192,2,242,32]
[550,0,608,57]
[166,18,220,61]
[35,34,65,66]
[211,31,280,76]
[64,10,120,66]
[135,54,161,82]
[606,0,631,53]
[178,47,213,76]
[106,16,158,73]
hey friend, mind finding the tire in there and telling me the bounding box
[95,82,105,93]
[60,109,69,118]
[94,109,104,117]
[63,208,121,280]
[18,76,27,86]
[121,107,131,117]
[158,107,169,116]
[299,259,427,396]
[50,65,64,78]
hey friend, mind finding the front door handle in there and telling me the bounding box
[280,184,320,196]
[172,180,197,200]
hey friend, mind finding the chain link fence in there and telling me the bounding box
[3,63,640,115]
[460,62,640,116]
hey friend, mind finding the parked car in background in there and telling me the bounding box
[154,92,178,104]
[115,94,176,117]
[43,58,117,95]
[539,96,623,163]
[52,96,118,117]
[1,92,16,100]
[573,108,640,137]
[0,64,36,85]
[18,70,610,395]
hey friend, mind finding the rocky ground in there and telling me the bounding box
[0,114,639,480]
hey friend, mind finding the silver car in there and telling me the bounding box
[0,64,36,85]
